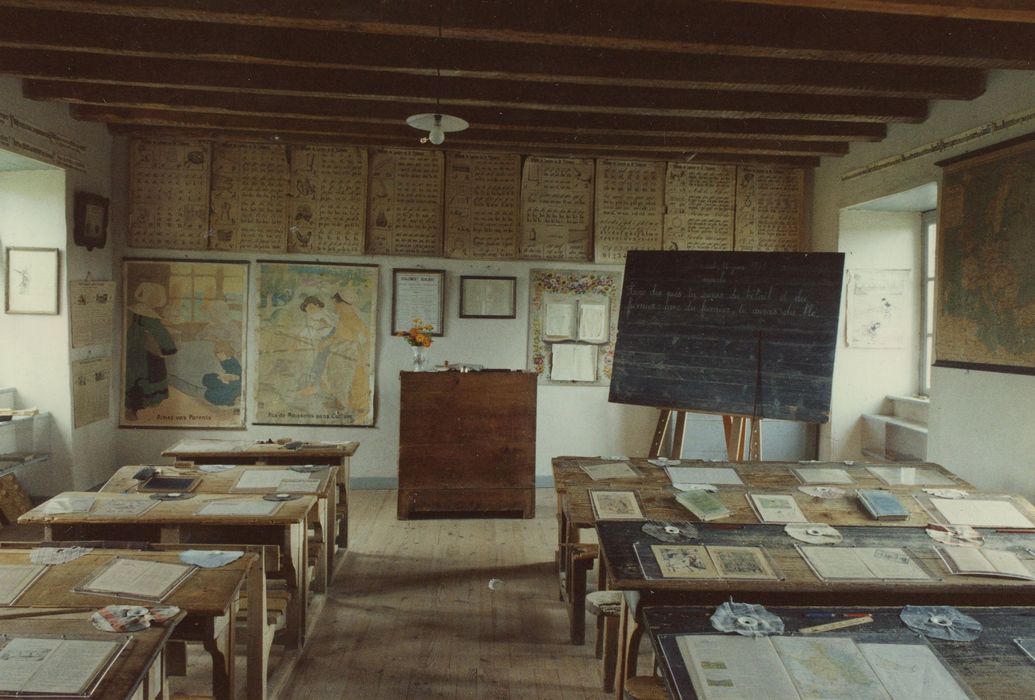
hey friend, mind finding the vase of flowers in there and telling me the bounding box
[397,318,433,371]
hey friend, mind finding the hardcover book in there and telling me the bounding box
[857,489,910,521]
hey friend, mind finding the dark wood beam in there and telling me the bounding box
[104,123,823,168]
[0,0,1031,68]
[0,7,986,99]
[23,80,889,142]
[69,104,850,157]
[710,0,1035,24]
[0,48,928,123]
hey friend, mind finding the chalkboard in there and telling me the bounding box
[609,251,845,423]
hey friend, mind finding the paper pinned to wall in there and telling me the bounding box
[550,344,597,382]
[846,269,910,348]
[70,280,116,348]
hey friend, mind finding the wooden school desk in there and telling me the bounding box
[598,520,1035,699]
[0,548,258,700]
[643,605,1035,700]
[102,463,337,591]
[552,456,974,643]
[162,438,358,548]
[19,492,314,651]
[0,608,185,700]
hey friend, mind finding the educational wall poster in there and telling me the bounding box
[210,142,290,253]
[72,355,111,428]
[0,110,87,173]
[444,151,521,259]
[367,148,444,256]
[593,159,665,264]
[127,138,211,250]
[845,269,910,348]
[527,269,622,386]
[663,162,736,251]
[519,156,594,261]
[255,262,378,426]
[70,280,116,348]
[287,145,368,255]
[937,136,1035,372]
[734,166,804,251]
[121,260,248,428]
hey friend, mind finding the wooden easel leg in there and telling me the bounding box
[648,410,671,459]
[670,411,687,460]
[722,415,746,460]
[748,417,763,461]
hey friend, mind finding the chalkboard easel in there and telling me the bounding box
[648,409,762,461]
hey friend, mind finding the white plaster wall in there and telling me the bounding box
[827,210,921,460]
[0,76,114,494]
[813,69,1035,497]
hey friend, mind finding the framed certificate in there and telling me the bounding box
[392,268,445,335]
[459,275,516,319]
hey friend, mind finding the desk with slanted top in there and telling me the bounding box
[599,520,1035,699]
[19,492,313,652]
[162,438,358,549]
[102,463,336,591]
[552,456,974,644]
[0,608,186,700]
[644,605,1035,700]
[0,548,258,700]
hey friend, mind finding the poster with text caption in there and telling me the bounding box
[121,260,248,428]
[256,262,378,426]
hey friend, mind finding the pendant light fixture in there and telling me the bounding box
[407,5,468,145]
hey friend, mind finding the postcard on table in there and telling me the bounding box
[792,467,854,485]
[579,462,639,481]
[929,497,1034,528]
[666,466,743,485]
[707,545,778,580]
[589,490,644,520]
[748,493,808,523]
[651,544,719,579]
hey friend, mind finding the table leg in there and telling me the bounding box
[323,472,337,588]
[203,617,234,700]
[282,522,307,649]
[310,501,327,594]
[613,594,644,700]
[568,547,592,645]
[335,457,349,549]
[246,553,268,700]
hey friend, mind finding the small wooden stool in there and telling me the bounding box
[586,590,623,691]
[623,675,667,700]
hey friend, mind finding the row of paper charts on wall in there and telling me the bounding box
[120,259,378,429]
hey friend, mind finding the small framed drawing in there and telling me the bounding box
[73,192,109,251]
[5,247,60,315]
[459,275,517,319]
[392,268,445,336]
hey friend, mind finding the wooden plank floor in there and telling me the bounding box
[283,488,614,700]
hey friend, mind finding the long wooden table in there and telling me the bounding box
[598,520,1035,699]
[102,463,336,591]
[162,438,358,548]
[552,456,974,644]
[0,608,185,700]
[0,548,258,700]
[644,605,1035,699]
[19,492,314,651]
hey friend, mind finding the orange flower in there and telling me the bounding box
[398,318,434,347]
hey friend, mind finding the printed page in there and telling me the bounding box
[856,548,930,580]
[666,466,743,485]
[771,636,890,700]
[19,639,121,695]
[677,635,799,700]
[652,545,720,578]
[931,498,1033,528]
[749,494,808,523]
[197,499,282,517]
[593,159,664,264]
[91,499,159,518]
[519,156,594,261]
[793,468,854,484]
[707,545,777,580]
[80,558,194,600]
[0,564,46,605]
[543,298,577,340]
[663,162,736,251]
[577,299,610,343]
[232,469,303,491]
[800,546,876,580]
[580,462,639,480]
[858,643,972,700]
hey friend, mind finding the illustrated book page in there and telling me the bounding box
[770,636,890,700]
[70,280,116,348]
[593,158,664,264]
[929,497,1034,528]
[663,162,736,251]
[707,545,778,580]
[577,298,610,343]
[651,544,720,579]
[519,156,594,260]
[666,466,743,485]
[209,142,289,252]
[733,166,804,252]
[749,493,808,523]
[367,148,444,256]
[550,344,597,382]
[589,490,644,520]
[580,462,639,480]
[857,643,973,700]
[937,545,1035,580]
[444,151,520,259]
[288,144,367,255]
[542,295,577,340]
[127,138,210,250]
[676,634,799,700]
[0,637,124,696]
[800,546,929,581]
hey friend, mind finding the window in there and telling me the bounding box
[919,210,937,395]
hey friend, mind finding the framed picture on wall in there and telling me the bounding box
[392,268,445,335]
[459,276,517,319]
[5,247,60,315]
[73,192,109,251]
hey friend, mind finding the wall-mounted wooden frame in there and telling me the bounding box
[74,191,109,251]
[392,268,445,336]
[459,275,517,319]
[5,247,60,315]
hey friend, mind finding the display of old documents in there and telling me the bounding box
[593,159,665,263]
[444,151,521,259]
[367,148,444,256]
[734,166,804,251]
[127,139,210,250]
[210,142,290,252]
[519,156,594,260]
[288,144,368,255]
[663,162,736,251]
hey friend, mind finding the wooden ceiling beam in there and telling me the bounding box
[69,104,850,156]
[0,48,928,123]
[23,80,889,142]
[709,1,1035,24]
[104,123,823,167]
[0,0,1031,68]
[0,7,986,99]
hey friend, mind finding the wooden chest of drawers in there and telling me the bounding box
[397,371,537,519]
